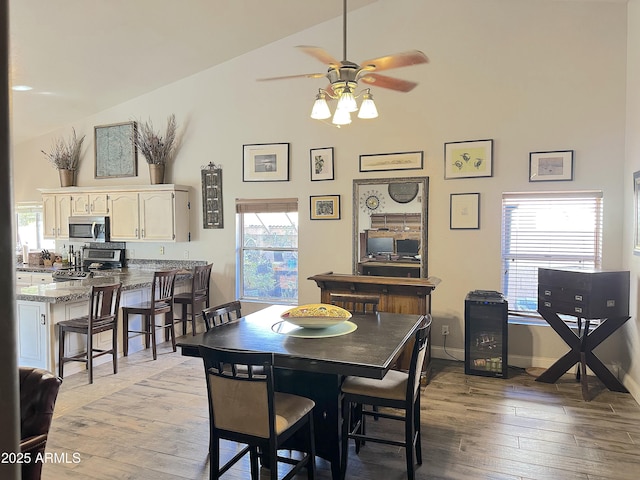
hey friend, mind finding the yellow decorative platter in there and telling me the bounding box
[280,303,352,329]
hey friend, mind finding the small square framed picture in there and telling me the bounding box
[310,195,340,220]
[310,147,334,181]
[529,150,574,182]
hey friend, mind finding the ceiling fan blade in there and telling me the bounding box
[360,50,429,72]
[360,73,419,93]
[296,45,340,67]
[257,72,327,82]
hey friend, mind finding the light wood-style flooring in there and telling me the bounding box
[43,341,640,479]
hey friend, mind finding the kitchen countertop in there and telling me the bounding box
[15,267,194,304]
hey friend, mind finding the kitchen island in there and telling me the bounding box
[15,262,204,374]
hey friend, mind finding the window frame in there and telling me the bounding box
[236,198,299,304]
[501,191,603,320]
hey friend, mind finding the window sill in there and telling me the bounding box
[508,314,548,327]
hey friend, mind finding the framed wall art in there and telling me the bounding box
[242,143,289,182]
[444,139,493,179]
[450,193,480,229]
[529,150,574,182]
[94,121,137,178]
[634,171,640,255]
[310,195,340,220]
[201,162,223,229]
[359,151,423,172]
[310,147,334,181]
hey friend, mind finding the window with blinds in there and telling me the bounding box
[501,192,603,315]
[236,198,298,303]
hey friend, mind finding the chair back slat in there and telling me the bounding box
[192,263,213,297]
[330,293,379,315]
[89,283,122,323]
[202,300,242,331]
[153,270,178,305]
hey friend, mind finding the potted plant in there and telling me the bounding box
[133,114,178,184]
[41,128,85,187]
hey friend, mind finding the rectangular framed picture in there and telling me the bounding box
[310,195,340,220]
[243,143,289,182]
[529,150,574,182]
[444,139,493,179]
[359,151,423,172]
[310,147,334,181]
[450,193,480,229]
[94,121,137,178]
[634,171,640,255]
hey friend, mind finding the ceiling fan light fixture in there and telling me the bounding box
[310,90,331,119]
[357,89,378,119]
[332,107,352,125]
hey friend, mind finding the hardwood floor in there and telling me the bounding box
[43,341,640,479]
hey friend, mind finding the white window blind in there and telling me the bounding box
[501,191,603,315]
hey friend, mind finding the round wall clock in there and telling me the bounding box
[388,182,419,204]
[360,189,385,214]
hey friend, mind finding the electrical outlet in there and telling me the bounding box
[128,249,135,259]
[441,325,450,336]
[159,246,165,255]
[183,250,189,259]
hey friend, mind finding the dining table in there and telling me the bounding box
[176,304,425,480]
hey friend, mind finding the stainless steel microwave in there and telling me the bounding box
[68,216,110,243]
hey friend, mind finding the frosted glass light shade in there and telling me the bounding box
[357,96,378,119]
[337,90,358,112]
[332,108,352,125]
[311,96,331,119]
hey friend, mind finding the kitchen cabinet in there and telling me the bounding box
[16,301,49,369]
[42,193,72,239]
[70,192,109,215]
[41,185,190,243]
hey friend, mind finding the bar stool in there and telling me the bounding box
[173,263,213,336]
[122,270,178,360]
[202,300,242,331]
[58,283,122,384]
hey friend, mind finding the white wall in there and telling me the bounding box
[12,0,630,376]
[622,0,640,400]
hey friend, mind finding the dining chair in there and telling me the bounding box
[173,263,213,337]
[19,367,62,480]
[340,314,432,480]
[122,270,178,360]
[330,293,379,314]
[202,300,242,331]
[58,282,122,384]
[198,345,316,480]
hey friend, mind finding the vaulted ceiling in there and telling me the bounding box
[8,0,375,144]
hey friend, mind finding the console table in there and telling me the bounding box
[308,272,440,371]
[536,267,630,400]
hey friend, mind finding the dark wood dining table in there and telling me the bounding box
[176,304,424,480]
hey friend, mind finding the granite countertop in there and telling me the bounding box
[16,267,194,304]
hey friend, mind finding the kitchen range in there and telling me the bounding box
[51,243,126,282]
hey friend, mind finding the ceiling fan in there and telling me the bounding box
[258,0,429,125]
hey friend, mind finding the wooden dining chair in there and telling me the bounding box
[122,270,178,360]
[58,283,122,384]
[199,345,316,480]
[340,315,432,480]
[202,300,242,331]
[173,263,213,336]
[330,293,379,314]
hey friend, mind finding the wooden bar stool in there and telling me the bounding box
[202,300,242,331]
[58,283,122,384]
[173,263,212,336]
[122,270,178,360]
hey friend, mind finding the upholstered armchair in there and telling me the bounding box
[19,367,62,480]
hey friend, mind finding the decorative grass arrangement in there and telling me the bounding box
[134,114,177,165]
[41,128,85,170]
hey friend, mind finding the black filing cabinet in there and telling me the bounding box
[465,290,508,378]
[538,268,630,319]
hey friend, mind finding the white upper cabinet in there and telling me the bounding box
[42,185,190,243]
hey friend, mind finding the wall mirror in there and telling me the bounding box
[352,177,429,278]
